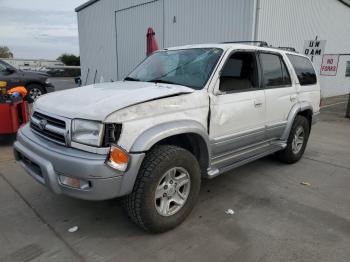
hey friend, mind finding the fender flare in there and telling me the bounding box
[281,102,313,141]
[130,119,211,159]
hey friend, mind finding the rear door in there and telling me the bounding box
[259,52,297,140]
[286,54,320,114]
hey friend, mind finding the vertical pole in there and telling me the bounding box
[346,92,350,118]
[311,35,318,62]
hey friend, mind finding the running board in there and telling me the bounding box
[206,142,286,179]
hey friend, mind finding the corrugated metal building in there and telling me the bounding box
[76,0,350,97]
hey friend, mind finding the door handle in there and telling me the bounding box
[290,95,297,102]
[254,100,263,107]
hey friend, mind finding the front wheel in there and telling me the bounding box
[276,115,310,164]
[26,84,45,102]
[122,145,201,233]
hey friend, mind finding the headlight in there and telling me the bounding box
[71,119,104,146]
[45,78,50,84]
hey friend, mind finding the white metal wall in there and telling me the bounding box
[77,0,118,85]
[257,0,350,97]
[163,0,256,47]
[77,0,255,84]
[115,0,164,79]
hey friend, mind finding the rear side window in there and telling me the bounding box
[287,54,317,85]
[260,53,291,88]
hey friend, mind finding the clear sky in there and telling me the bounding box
[0,0,87,59]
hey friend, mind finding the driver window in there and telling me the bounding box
[219,52,258,92]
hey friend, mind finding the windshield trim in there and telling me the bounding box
[125,47,224,90]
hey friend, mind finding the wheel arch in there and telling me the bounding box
[26,81,47,93]
[281,102,313,141]
[130,120,211,175]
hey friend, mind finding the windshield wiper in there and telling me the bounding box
[147,79,179,85]
[124,76,140,81]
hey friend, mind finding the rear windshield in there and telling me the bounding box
[287,54,317,86]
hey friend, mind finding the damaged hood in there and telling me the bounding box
[34,81,194,121]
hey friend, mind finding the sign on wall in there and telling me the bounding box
[320,54,339,76]
[303,39,326,57]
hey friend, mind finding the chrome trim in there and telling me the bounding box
[31,117,66,136]
[211,139,274,166]
[210,127,265,156]
[265,121,288,130]
[70,141,110,155]
[30,128,66,146]
[31,109,71,146]
[212,127,265,145]
[216,143,285,175]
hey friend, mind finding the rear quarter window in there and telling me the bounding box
[287,54,317,85]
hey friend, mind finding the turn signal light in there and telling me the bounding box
[59,175,90,190]
[106,145,129,171]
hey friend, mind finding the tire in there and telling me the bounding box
[122,145,201,233]
[26,84,45,102]
[276,115,310,164]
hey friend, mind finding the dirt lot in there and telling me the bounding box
[0,95,349,262]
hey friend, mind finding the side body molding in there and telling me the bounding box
[130,120,211,158]
[281,102,313,141]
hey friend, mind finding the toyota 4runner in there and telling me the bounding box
[14,42,320,233]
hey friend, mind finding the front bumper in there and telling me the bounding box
[13,124,145,200]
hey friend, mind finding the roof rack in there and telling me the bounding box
[221,41,268,47]
[276,46,297,52]
[221,41,298,53]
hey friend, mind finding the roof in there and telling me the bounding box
[165,43,306,57]
[75,0,99,12]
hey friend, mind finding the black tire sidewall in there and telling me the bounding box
[139,146,201,232]
[286,115,310,162]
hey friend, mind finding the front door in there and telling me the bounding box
[209,51,266,167]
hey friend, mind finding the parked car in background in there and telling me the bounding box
[0,59,54,101]
[13,42,320,233]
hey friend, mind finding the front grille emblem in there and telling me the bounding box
[38,119,48,130]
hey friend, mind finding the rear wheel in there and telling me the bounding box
[276,115,310,164]
[122,145,201,233]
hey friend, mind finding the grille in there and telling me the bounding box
[33,112,66,128]
[30,111,67,145]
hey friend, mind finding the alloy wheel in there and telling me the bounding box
[155,167,191,217]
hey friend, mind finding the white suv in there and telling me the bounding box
[14,42,320,233]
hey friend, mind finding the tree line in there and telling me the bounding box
[0,46,80,66]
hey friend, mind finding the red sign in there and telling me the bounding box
[320,55,339,76]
